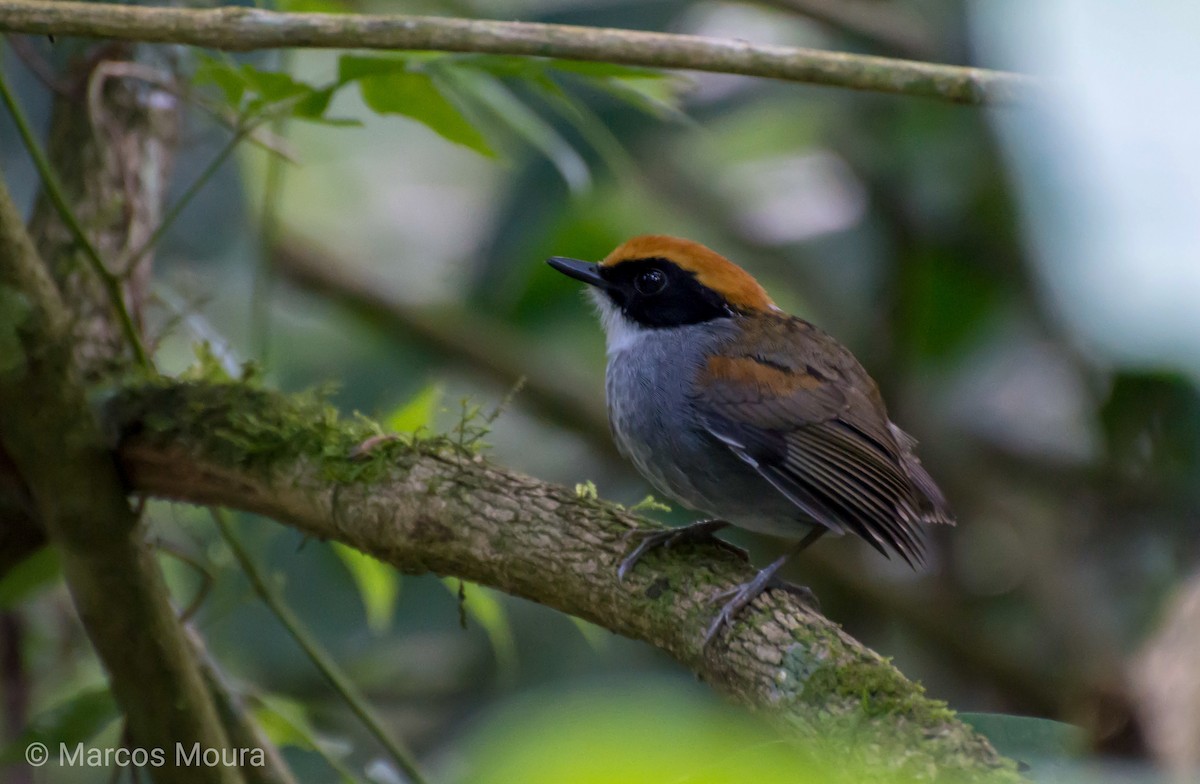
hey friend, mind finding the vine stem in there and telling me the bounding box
[210,509,431,784]
[121,120,257,272]
[0,65,152,370]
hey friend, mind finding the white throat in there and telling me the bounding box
[589,289,644,356]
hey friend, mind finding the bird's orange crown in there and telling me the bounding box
[601,235,775,312]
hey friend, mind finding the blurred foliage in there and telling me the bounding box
[0,548,59,610]
[2,0,1199,781]
[1101,371,1200,497]
[457,681,855,784]
[0,687,118,766]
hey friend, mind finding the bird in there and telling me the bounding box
[547,235,955,647]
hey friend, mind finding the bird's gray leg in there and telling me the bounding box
[703,527,826,647]
[617,519,748,581]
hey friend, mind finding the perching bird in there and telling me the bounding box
[547,235,954,646]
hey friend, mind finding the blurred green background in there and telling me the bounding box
[2,0,1198,782]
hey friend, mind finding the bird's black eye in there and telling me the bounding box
[634,268,667,296]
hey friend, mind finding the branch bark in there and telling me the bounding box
[108,378,1022,782]
[0,0,1035,105]
[19,45,180,380]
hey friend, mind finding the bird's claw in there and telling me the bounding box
[772,580,819,610]
[702,576,819,648]
[617,519,746,581]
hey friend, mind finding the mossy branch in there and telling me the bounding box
[0,0,1034,105]
[109,379,1022,782]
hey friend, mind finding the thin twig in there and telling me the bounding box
[154,539,215,624]
[209,509,430,784]
[121,84,312,274]
[250,50,294,367]
[4,33,70,95]
[87,61,298,163]
[0,67,152,369]
[121,120,256,273]
[0,0,1036,105]
[189,636,301,784]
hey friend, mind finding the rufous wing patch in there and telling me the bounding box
[702,355,824,397]
[602,235,774,312]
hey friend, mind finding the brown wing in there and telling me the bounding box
[694,315,952,567]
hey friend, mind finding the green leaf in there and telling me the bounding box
[196,56,346,123]
[341,55,494,156]
[0,287,32,376]
[459,681,839,784]
[0,546,60,609]
[238,66,313,104]
[292,86,334,121]
[527,82,638,179]
[252,693,319,751]
[1101,371,1200,488]
[333,542,400,634]
[434,66,590,192]
[337,54,411,84]
[0,686,118,763]
[960,712,1086,762]
[903,249,1003,360]
[276,0,350,11]
[546,59,668,81]
[568,616,610,653]
[442,579,517,685]
[384,384,442,434]
[252,693,360,783]
[195,56,246,107]
[589,73,687,119]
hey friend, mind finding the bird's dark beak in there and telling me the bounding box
[547,256,607,288]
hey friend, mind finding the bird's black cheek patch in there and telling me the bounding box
[604,288,630,311]
[623,292,729,328]
[600,258,733,328]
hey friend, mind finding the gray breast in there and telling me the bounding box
[604,320,812,538]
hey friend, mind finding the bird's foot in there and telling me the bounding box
[769,579,819,611]
[617,519,747,581]
[702,565,818,648]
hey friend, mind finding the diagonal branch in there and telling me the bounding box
[109,379,1023,782]
[0,168,240,784]
[0,0,1035,105]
